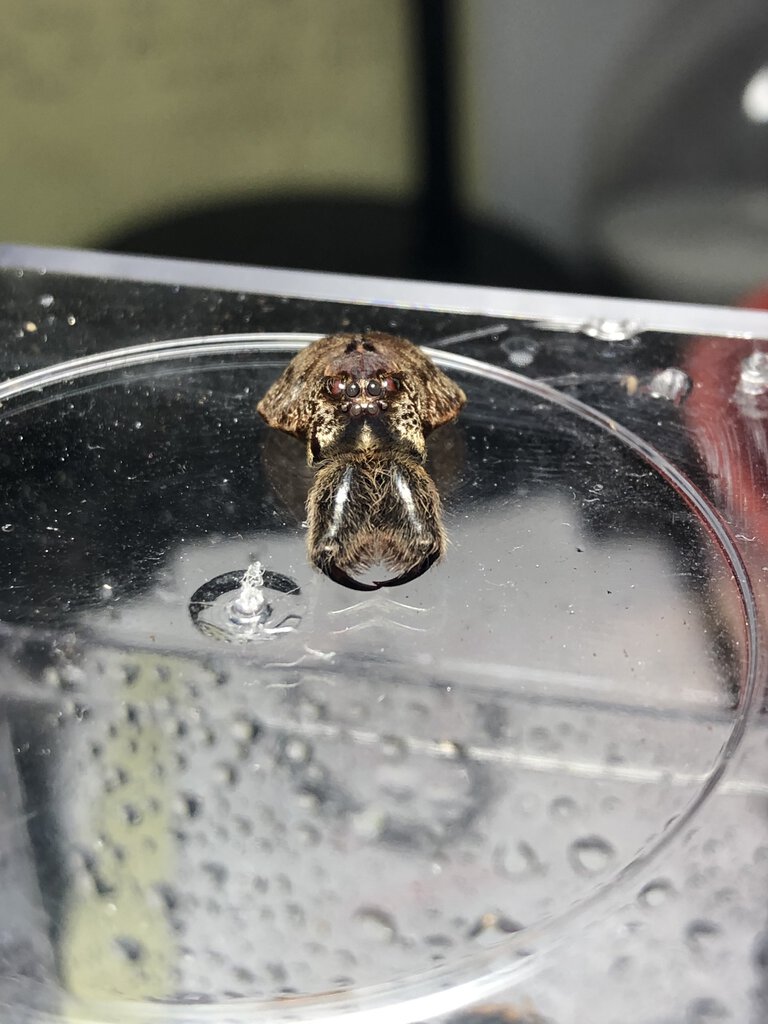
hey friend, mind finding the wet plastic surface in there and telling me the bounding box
[0,251,766,1024]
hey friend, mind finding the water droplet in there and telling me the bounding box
[739,350,768,396]
[298,698,326,722]
[468,912,523,946]
[228,561,268,623]
[686,997,729,1022]
[122,804,142,826]
[493,841,546,878]
[230,715,261,745]
[178,793,203,819]
[648,367,691,403]
[38,294,54,308]
[380,735,408,760]
[638,878,675,908]
[202,862,228,887]
[189,565,303,643]
[550,795,578,820]
[114,936,144,962]
[354,906,398,943]
[754,931,768,971]
[506,348,535,368]
[213,761,239,786]
[155,884,179,912]
[582,318,640,342]
[1,523,14,533]
[67,314,76,326]
[279,736,313,765]
[686,919,721,955]
[568,836,615,875]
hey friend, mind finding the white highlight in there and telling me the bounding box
[394,470,421,532]
[328,467,353,538]
[742,65,768,123]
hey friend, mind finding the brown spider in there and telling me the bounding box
[257,332,466,590]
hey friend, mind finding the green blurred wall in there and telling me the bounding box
[0,0,416,247]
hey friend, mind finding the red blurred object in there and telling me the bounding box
[682,286,768,681]
[739,284,768,310]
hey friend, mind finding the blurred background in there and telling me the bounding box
[2,0,768,305]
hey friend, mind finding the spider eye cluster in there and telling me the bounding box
[325,376,400,400]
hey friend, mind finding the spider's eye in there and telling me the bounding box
[346,381,361,398]
[326,377,347,397]
[365,379,382,397]
[383,376,400,394]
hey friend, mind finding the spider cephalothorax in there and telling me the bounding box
[257,332,466,590]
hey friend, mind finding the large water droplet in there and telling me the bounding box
[582,318,640,342]
[230,715,261,746]
[568,836,615,876]
[493,841,546,878]
[353,906,398,943]
[189,564,304,643]
[114,936,144,962]
[648,367,691,403]
[279,736,313,765]
[686,919,721,956]
[685,996,729,1022]
[638,878,675,908]
[550,795,578,821]
[467,912,523,947]
[739,350,768,396]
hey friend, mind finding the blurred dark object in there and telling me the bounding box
[587,0,768,304]
[106,195,577,292]
[104,0,579,293]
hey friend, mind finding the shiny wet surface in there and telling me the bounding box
[0,266,765,1024]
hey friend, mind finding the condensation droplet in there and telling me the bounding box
[280,737,313,765]
[638,878,675,908]
[230,716,261,745]
[189,565,303,643]
[568,835,615,876]
[212,762,238,787]
[739,350,768,396]
[353,906,398,943]
[468,912,523,946]
[507,348,535,368]
[380,735,408,760]
[582,318,640,342]
[648,367,691,403]
[1,523,14,533]
[493,841,546,878]
[685,996,729,1022]
[38,294,54,308]
[686,919,722,955]
[178,793,203,819]
[114,936,144,962]
[202,862,228,887]
[550,795,578,821]
[754,930,768,972]
[296,823,321,847]
[155,884,179,912]
[122,804,142,826]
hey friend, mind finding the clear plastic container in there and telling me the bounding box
[0,247,767,1024]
